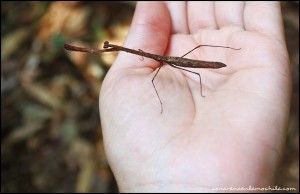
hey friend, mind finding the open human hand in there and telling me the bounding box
[100,2,291,192]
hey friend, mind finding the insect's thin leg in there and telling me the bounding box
[152,64,163,114]
[169,64,205,97]
[180,45,241,58]
[180,46,201,58]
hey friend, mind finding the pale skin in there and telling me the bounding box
[99,1,291,192]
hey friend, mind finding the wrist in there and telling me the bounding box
[118,182,214,193]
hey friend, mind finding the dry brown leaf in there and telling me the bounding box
[22,83,62,109]
[1,28,30,60]
[48,76,69,101]
[67,139,95,192]
[87,62,105,80]
[4,122,43,146]
[76,158,95,192]
[66,43,103,97]
[37,2,90,42]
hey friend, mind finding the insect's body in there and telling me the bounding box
[165,57,226,69]
[65,41,240,113]
[102,42,227,69]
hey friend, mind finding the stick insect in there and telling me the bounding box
[64,41,240,113]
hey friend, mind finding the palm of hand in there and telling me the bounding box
[100,2,290,191]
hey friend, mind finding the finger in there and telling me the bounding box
[113,1,171,69]
[187,1,218,33]
[244,2,285,41]
[215,1,245,30]
[164,1,189,34]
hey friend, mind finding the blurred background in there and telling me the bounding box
[1,1,299,193]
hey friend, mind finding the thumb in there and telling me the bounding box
[112,2,171,70]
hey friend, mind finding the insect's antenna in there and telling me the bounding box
[64,43,116,54]
[181,44,241,58]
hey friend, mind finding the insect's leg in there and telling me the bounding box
[169,64,205,97]
[152,64,163,114]
[180,45,241,58]
[180,45,202,58]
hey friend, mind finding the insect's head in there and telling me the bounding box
[103,41,110,49]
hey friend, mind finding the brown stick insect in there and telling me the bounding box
[64,41,240,113]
